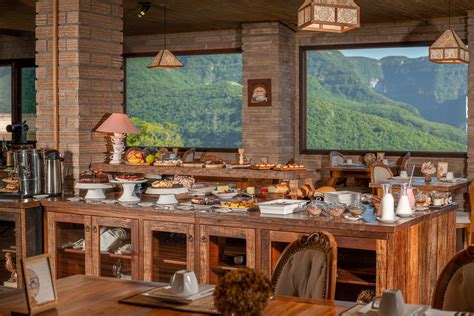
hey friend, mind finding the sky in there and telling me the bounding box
[341,47,428,59]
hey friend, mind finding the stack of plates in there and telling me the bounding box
[324,191,360,205]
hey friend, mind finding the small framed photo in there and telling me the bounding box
[248,79,272,107]
[20,254,58,314]
[437,162,449,178]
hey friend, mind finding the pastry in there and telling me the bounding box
[79,170,109,183]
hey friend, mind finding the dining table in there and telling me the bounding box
[319,163,399,187]
[0,275,354,316]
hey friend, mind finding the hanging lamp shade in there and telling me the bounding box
[147,49,184,68]
[429,29,469,64]
[297,0,360,33]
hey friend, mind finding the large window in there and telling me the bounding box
[303,46,468,153]
[0,61,36,142]
[125,53,243,149]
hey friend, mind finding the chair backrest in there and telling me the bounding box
[399,152,411,171]
[329,151,344,167]
[271,231,337,300]
[370,162,393,183]
[432,246,474,312]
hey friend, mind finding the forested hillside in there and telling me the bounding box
[126,54,243,148]
[306,50,467,152]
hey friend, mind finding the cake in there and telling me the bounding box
[79,170,109,183]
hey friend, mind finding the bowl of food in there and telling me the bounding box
[348,203,365,216]
[212,190,239,200]
[305,200,327,217]
[327,203,345,219]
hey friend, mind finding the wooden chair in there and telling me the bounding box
[398,152,411,173]
[271,231,337,300]
[456,184,474,249]
[432,246,474,312]
[369,162,393,184]
[329,151,344,167]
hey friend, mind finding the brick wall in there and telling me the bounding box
[36,0,123,192]
[0,33,35,60]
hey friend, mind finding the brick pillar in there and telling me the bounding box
[467,11,474,178]
[36,0,123,192]
[242,22,296,163]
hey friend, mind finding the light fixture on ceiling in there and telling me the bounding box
[137,1,151,18]
[429,0,469,64]
[297,0,360,33]
[147,5,183,68]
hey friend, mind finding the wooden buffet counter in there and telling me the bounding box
[40,197,457,305]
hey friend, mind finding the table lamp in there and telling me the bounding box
[95,113,139,164]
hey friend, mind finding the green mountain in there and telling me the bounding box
[306,50,467,152]
[126,54,243,148]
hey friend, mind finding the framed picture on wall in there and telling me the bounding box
[248,79,272,107]
[20,254,58,315]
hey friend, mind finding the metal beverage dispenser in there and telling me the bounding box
[45,150,63,196]
[13,149,45,196]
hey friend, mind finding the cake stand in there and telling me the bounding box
[110,179,148,203]
[75,183,114,200]
[145,187,188,205]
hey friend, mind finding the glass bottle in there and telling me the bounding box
[396,183,413,215]
[381,184,395,220]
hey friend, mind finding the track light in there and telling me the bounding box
[137,1,151,18]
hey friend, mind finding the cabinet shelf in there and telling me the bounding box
[101,252,132,261]
[211,262,246,272]
[60,248,85,255]
[155,257,187,266]
[337,268,376,287]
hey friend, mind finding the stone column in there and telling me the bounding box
[467,11,474,178]
[36,0,123,191]
[242,22,296,163]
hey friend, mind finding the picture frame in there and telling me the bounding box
[437,162,448,178]
[20,254,58,315]
[248,79,272,107]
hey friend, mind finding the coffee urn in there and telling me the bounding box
[45,150,63,196]
[14,149,45,196]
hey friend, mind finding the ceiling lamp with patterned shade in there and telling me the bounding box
[297,0,360,33]
[429,0,469,64]
[147,5,183,68]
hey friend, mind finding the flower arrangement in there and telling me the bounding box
[213,268,272,316]
[421,162,436,183]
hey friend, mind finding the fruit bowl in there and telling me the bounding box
[212,190,239,200]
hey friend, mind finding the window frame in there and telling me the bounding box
[0,58,36,125]
[123,48,243,153]
[299,42,468,158]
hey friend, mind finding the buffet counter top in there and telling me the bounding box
[39,196,457,235]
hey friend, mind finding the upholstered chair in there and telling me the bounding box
[329,151,345,167]
[370,162,393,184]
[432,246,474,312]
[271,231,337,300]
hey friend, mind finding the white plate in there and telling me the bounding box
[397,212,414,218]
[67,197,82,202]
[102,199,116,204]
[415,206,429,211]
[344,214,361,221]
[138,202,153,207]
[377,216,400,224]
[33,194,49,199]
[212,190,239,200]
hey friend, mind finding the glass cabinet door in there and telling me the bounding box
[143,221,194,283]
[199,225,255,284]
[0,215,18,287]
[47,213,92,279]
[91,217,139,280]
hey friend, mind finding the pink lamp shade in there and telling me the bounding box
[95,113,140,134]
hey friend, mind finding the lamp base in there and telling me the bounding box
[108,133,126,164]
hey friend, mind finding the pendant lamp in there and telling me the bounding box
[429,0,469,64]
[147,5,183,68]
[297,0,360,33]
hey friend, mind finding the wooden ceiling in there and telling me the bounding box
[1,0,474,36]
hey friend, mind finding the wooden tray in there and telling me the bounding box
[181,163,204,168]
[204,164,225,169]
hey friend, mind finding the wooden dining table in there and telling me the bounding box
[0,275,354,316]
[319,163,399,187]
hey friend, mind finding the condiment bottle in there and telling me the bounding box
[381,184,395,220]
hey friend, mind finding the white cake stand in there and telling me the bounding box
[110,179,148,203]
[145,187,188,205]
[75,183,114,200]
